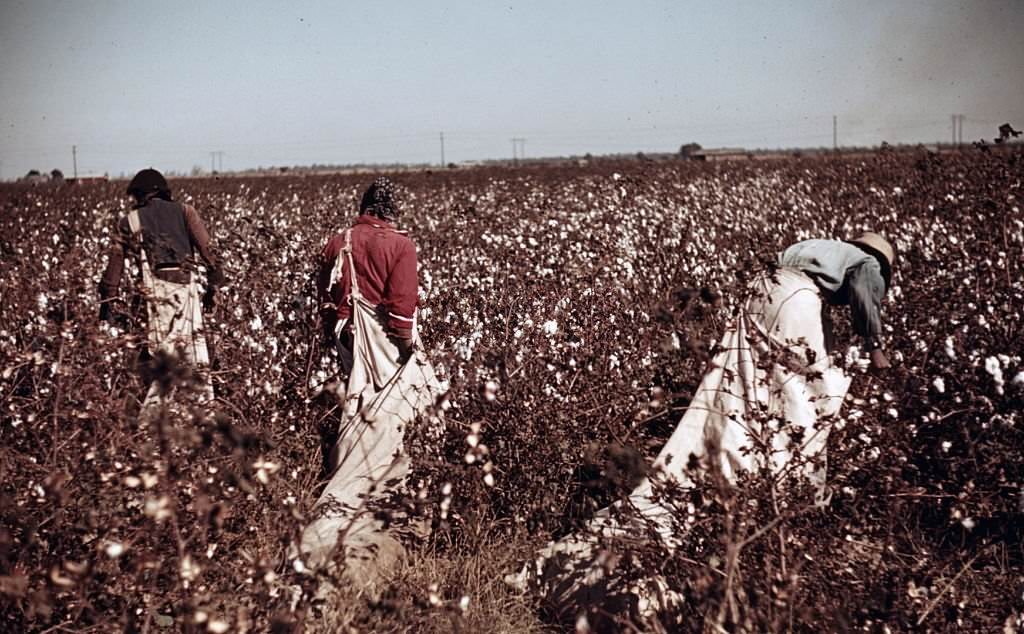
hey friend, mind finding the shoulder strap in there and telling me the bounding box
[326,229,361,301]
[127,210,142,236]
[343,229,362,301]
[126,209,153,280]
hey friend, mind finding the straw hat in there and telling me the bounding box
[848,231,895,289]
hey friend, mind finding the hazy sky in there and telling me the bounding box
[1,0,1021,178]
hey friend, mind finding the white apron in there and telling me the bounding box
[126,210,212,408]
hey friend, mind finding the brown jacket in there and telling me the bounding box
[99,199,221,300]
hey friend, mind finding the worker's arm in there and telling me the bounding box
[183,204,224,311]
[97,217,130,321]
[383,238,418,359]
[848,259,891,369]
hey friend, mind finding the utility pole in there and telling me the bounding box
[210,151,224,173]
[833,115,837,151]
[511,137,525,165]
[440,132,445,167]
[72,145,78,179]
[952,114,966,147]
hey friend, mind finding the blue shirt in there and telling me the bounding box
[778,239,886,349]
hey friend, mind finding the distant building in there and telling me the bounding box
[69,175,109,184]
[687,148,751,162]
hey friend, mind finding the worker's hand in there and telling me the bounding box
[393,336,415,363]
[869,348,891,371]
[202,289,216,314]
[396,338,414,363]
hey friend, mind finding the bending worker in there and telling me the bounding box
[778,231,896,370]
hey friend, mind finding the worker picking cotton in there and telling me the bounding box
[98,168,223,408]
[511,232,898,629]
[317,176,419,371]
[778,231,896,370]
[299,176,443,585]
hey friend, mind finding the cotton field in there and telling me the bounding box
[1,147,1022,631]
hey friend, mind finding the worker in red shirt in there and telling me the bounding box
[317,176,418,367]
[302,177,441,578]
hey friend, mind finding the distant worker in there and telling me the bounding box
[98,168,223,405]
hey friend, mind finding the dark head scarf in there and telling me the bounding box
[126,168,172,203]
[359,176,401,222]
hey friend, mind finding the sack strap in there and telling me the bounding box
[126,210,153,282]
[126,210,142,236]
[342,229,363,302]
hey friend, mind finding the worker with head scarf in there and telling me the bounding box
[317,176,418,366]
[302,176,441,582]
[98,168,223,403]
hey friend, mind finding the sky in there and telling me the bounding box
[1,0,1022,178]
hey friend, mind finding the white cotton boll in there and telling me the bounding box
[542,320,558,335]
[250,316,263,332]
[483,380,498,401]
[985,356,1005,395]
[1013,372,1024,388]
[207,620,230,634]
[932,377,945,393]
[944,337,957,360]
